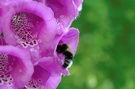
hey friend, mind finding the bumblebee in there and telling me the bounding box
[56,44,73,68]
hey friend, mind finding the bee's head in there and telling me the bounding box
[56,44,68,53]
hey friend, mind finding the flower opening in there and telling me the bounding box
[0,46,34,89]
[11,12,44,48]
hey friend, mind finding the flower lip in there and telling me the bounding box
[14,1,54,22]
[0,45,34,88]
[38,56,70,76]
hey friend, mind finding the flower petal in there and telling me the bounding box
[33,0,44,3]
[58,28,79,55]
[24,65,50,89]
[73,0,83,11]
[38,57,70,76]
[44,75,61,89]
[23,64,61,89]
[45,0,78,29]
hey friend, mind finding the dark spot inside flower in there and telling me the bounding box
[38,79,41,82]
[10,78,13,81]
[2,79,8,82]
[16,29,18,32]
[22,43,27,47]
[33,40,36,44]
[0,80,2,83]
[33,85,36,88]
[1,75,4,78]
[30,42,33,45]
[9,82,11,85]
[27,34,32,39]
[22,37,26,40]
[6,75,10,77]
[0,33,4,37]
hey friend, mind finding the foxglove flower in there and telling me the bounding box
[0,37,34,89]
[34,0,82,30]
[0,0,82,89]
[0,0,62,63]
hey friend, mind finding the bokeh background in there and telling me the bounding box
[58,0,135,89]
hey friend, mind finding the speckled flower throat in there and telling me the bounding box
[11,12,43,48]
[0,53,13,86]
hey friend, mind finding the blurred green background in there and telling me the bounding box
[58,0,135,89]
